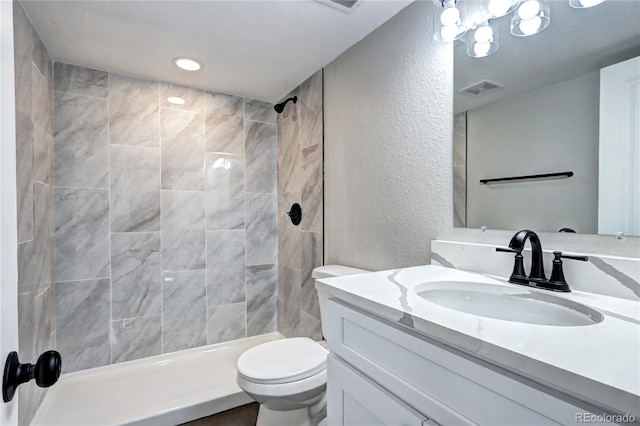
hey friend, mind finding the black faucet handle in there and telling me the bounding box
[496,247,528,284]
[546,251,589,292]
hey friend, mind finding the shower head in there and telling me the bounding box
[274,96,297,114]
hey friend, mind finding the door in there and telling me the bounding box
[598,56,640,236]
[1,0,20,423]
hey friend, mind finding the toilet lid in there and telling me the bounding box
[237,338,329,384]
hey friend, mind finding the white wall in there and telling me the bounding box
[324,1,639,270]
[466,71,599,234]
[324,0,453,271]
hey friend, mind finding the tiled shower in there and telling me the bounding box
[13,2,324,422]
[51,62,279,372]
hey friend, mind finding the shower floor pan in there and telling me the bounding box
[31,333,283,425]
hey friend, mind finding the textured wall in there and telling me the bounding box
[277,70,324,340]
[13,2,56,424]
[53,63,278,373]
[324,1,453,271]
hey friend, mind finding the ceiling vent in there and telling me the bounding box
[458,80,504,97]
[317,0,361,13]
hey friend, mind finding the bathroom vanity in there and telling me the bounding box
[317,260,640,425]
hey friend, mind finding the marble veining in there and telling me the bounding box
[278,115,301,194]
[53,92,109,189]
[54,63,108,98]
[207,230,245,306]
[246,264,278,336]
[56,278,111,373]
[13,2,34,115]
[278,191,302,270]
[54,188,110,282]
[245,99,275,124]
[205,153,244,230]
[161,191,206,271]
[301,231,323,320]
[110,145,161,232]
[34,287,55,357]
[245,193,277,266]
[278,266,301,337]
[16,109,34,243]
[32,64,53,185]
[111,232,161,320]
[207,303,246,344]
[109,74,159,147]
[453,112,467,228]
[245,121,276,194]
[111,316,162,363]
[205,93,244,155]
[301,143,322,232]
[162,270,207,352]
[299,71,323,149]
[161,108,205,191]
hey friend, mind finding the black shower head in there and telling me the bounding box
[274,96,297,114]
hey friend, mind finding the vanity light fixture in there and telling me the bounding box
[167,96,186,105]
[511,0,550,37]
[467,21,499,58]
[172,57,202,71]
[481,0,519,18]
[433,0,467,42]
[569,0,606,8]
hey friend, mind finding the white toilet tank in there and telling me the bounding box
[313,265,370,339]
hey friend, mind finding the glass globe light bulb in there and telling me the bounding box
[473,42,492,57]
[440,6,460,26]
[519,16,542,35]
[441,24,460,42]
[487,0,511,17]
[518,0,541,19]
[474,26,493,43]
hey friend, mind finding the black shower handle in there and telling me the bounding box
[2,350,62,402]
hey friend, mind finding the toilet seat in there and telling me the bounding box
[237,338,328,384]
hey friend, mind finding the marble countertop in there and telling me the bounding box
[316,265,640,417]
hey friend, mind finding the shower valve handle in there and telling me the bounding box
[2,351,62,402]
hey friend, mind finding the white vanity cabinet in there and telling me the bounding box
[325,299,614,426]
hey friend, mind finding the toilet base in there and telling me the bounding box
[256,405,311,426]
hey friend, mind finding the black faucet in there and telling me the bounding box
[496,230,588,292]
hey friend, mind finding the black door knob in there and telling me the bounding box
[2,350,62,402]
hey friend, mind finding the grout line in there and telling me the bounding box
[52,89,108,102]
[110,231,161,235]
[243,97,249,338]
[159,81,165,355]
[55,276,111,284]
[111,313,162,323]
[107,72,114,366]
[107,142,160,150]
[54,185,109,191]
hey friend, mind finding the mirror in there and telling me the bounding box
[453,0,640,236]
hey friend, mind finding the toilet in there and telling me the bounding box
[236,265,369,426]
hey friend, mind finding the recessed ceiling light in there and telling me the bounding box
[167,96,186,105]
[172,57,202,71]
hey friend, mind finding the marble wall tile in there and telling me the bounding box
[301,144,323,232]
[245,99,275,124]
[111,233,161,320]
[111,316,162,363]
[246,265,277,336]
[109,74,159,147]
[33,183,54,295]
[53,63,107,98]
[34,286,55,356]
[453,112,467,228]
[245,193,277,266]
[13,2,34,115]
[245,121,276,194]
[301,231,323,320]
[207,303,246,345]
[160,83,204,112]
[110,145,160,232]
[162,270,206,352]
[299,71,323,149]
[16,109,34,243]
[161,191,206,271]
[56,279,110,373]
[18,289,35,361]
[299,311,323,341]
[278,266,300,338]
[278,191,301,270]
[55,188,110,281]
[161,108,205,191]
[53,92,109,188]
[33,64,53,184]
[278,115,301,194]
[278,89,298,122]
[205,153,244,230]
[205,93,244,155]
[32,31,51,84]
[207,230,245,306]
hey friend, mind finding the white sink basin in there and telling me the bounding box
[414,281,604,326]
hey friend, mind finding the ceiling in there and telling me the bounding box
[454,0,640,113]
[22,0,413,102]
